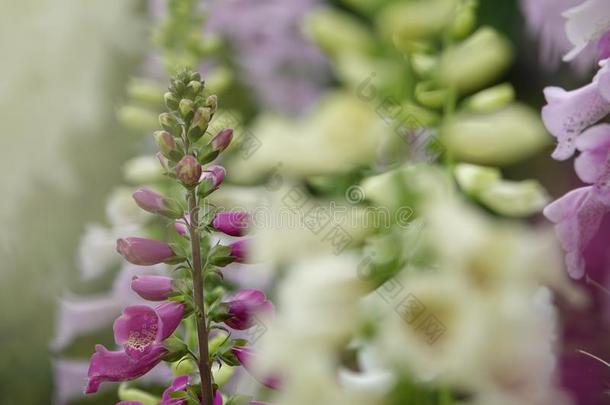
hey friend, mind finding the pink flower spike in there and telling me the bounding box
[224,289,274,330]
[116,237,176,266]
[85,344,167,394]
[541,62,610,160]
[213,211,250,237]
[543,186,610,279]
[131,275,174,301]
[229,239,251,263]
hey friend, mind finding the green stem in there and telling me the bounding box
[188,190,214,405]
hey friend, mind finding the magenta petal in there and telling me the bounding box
[225,289,273,330]
[131,275,174,301]
[113,306,161,359]
[214,391,223,405]
[598,31,610,61]
[117,237,176,266]
[155,301,185,340]
[212,211,250,236]
[162,375,189,401]
[86,344,167,394]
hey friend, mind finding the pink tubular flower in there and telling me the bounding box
[543,186,610,278]
[228,239,250,263]
[212,211,250,236]
[210,128,233,152]
[132,188,182,219]
[131,275,174,301]
[541,62,610,160]
[233,346,282,390]
[117,237,177,266]
[86,344,167,394]
[113,301,184,359]
[224,289,274,330]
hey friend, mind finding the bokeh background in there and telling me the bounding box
[0,0,601,404]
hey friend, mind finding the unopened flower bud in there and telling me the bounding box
[131,275,174,301]
[186,80,203,96]
[228,239,250,263]
[179,99,194,117]
[199,165,226,196]
[212,211,249,236]
[116,237,177,266]
[164,92,179,110]
[189,71,202,82]
[188,107,212,142]
[210,128,233,152]
[159,112,179,134]
[132,187,182,219]
[156,152,170,172]
[205,95,217,111]
[153,130,181,160]
[175,156,202,187]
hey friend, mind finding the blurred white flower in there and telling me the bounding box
[564,0,610,61]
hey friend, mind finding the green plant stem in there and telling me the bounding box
[188,189,214,405]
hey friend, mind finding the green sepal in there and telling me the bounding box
[162,335,189,362]
[208,245,235,267]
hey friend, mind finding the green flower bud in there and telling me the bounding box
[442,103,550,166]
[415,81,450,109]
[205,95,218,111]
[153,130,183,161]
[117,105,158,131]
[439,27,513,94]
[188,107,212,142]
[462,83,515,113]
[213,365,236,387]
[179,98,194,118]
[305,7,375,57]
[186,80,203,96]
[118,383,159,405]
[455,163,549,217]
[377,0,459,42]
[127,79,164,107]
[451,0,477,39]
[189,71,202,82]
[410,53,439,77]
[159,112,180,135]
[164,92,179,110]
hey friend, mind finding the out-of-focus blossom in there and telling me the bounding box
[233,346,282,390]
[117,237,177,266]
[229,239,251,263]
[574,123,610,203]
[564,0,610,61]
[224,289,274,330]
[131,275,174,301]
[207,0,328,115]
[520,0,598,73]
[212,211,249,236]
[541,61,610,160]
[544,186,609,278]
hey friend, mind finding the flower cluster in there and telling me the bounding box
[542,1,610,278]
[84,70,273,405]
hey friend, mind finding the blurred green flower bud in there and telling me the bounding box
[411,53,439,77]
[186,80,203,97]
[305,7,375,57]
[455,163,549,217]
[439,27,513,94]
[451,0,477,39]
[462,83,515,113]
[117,105,158,131]
[188,107,212,142]
[415,81,450,109]
[442,103,550,166]
[377,0,459,42]
[213,364,236,387]
[118,383,159,405]
[164,92,179,110]
[127,79,164,107]
[205,95,218,111]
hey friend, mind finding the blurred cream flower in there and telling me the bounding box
[228,92,387,181]
[372,272,489,387]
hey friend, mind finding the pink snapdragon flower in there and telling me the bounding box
[131,275,174,301]
[85,302,184,393]
[224,289,274,330]
[541,61,610,160]
[117,237,177,266]
[213,211,250,236]
[543,186,609,278]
